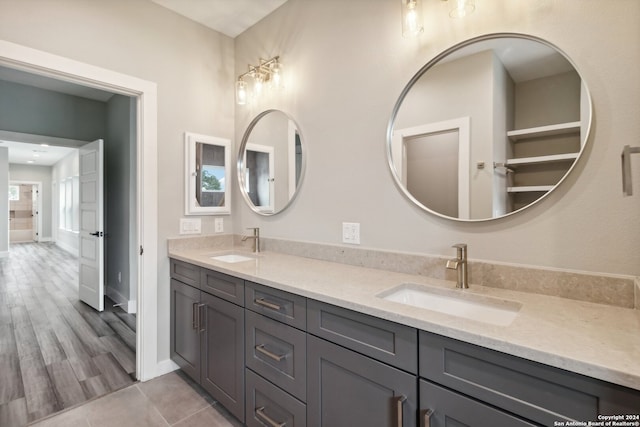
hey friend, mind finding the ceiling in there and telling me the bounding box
[150,0,289,38]
[0,138,75,166]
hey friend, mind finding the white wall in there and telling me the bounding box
[0,0,235,362]
[8,164,53,239]
[51,150,79,255]
[0,147,8,255]
[233,0,640,277]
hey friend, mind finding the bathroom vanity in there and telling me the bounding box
[169,249,640,427]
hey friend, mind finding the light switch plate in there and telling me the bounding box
[179,218,201,235]
[214,217,224,233]
[342,222,360,244]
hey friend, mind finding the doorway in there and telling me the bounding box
[8,181,40,243]
[0,39,159,386]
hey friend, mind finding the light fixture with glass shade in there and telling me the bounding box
[235,56,282,105]
[446,0,475,18]
[401,0,424,37]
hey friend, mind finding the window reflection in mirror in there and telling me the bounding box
[185,133,231,215]
[388,33,592,221]
[238,110,306,216]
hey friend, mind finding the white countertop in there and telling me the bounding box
[169,248,640,391]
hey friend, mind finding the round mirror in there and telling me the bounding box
[387,33,592,221]
[238,109,306,215]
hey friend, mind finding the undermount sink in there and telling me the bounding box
[377,283,521,326]
[210,253,257,263]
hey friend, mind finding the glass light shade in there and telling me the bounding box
[401,0,423,38]
[236,80,247,105]
[270,62,283,89]
[254,73,264,97]
[449,0,475,18]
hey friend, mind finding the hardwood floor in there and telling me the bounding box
[0,243,136,426]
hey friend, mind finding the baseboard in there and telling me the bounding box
[105,286,136,314]
[152,359,179,380]
[55,240,78,256]
[38,237,53,243]
[0,251,8,259]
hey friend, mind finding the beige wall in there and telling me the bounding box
[0,0,235,361]
[234,0,640,277]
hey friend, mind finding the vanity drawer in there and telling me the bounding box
[170,258,200,287]
[420,380,537,427]
[245,310,306,401]
[307,299,417,373]
[200,268,244,305]
[245,369,306,427]
[245,281,306,330]
[419,330,640,425]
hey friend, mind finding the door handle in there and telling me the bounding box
[192,302,199,330]
[396,395,407,427]
[423,408,434,427]
[89,231,104,237]
[198,304,206,332]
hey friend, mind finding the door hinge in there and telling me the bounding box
[139,245,144,256]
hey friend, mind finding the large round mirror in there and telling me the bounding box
[387,33,592,221]
[238,109,306,215]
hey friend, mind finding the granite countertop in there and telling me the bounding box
[168,248,640,391]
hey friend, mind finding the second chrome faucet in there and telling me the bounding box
[446,243,468,289]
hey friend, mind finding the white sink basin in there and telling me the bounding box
[210,253,256,263]
[378,284,521,326]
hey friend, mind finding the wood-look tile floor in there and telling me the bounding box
[0,243,137,427]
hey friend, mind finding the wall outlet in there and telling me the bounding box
[214,217,224,233]
[179,218,201,235]
[342,222,360,245]
[118,272,122,283]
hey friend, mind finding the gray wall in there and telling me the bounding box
[233,0,640,276]
[0,147,8,255]
[0,80,106,141]
[105,94,136,308]
[8,164,53,239]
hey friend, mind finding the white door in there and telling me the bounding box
[79,139,104,311]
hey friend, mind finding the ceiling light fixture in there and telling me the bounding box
[401,0,424,37]
[235,56,283,105]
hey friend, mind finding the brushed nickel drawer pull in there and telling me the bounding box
[198,303,206,333]
[255,298,282,311]
[192,302,198,330]
[255,344,286,362]
[396,395,407,427]
[255,406,285,427]
[424,408,434,427]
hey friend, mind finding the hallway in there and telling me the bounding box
[0,243,136,426]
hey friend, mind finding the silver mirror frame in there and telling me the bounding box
[386,32,593,222]
[237,109,307,216]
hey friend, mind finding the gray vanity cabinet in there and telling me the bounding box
[307,335,417,427]
[170,278,201,381]
[419,331,640,425]
[169,259,245,423]
[199,290,245,423]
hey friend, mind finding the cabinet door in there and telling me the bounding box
[200,292,245,423]
[170,279,201,382]
[308,335,417,427]
[420,380,538,427]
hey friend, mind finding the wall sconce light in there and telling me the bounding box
[444,0,475,18]
[401,0,424,38]
[235,56,282,105]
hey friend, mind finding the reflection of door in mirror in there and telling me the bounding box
[245,143,274,213]
[196,142,226,208]
[393,117,470,219]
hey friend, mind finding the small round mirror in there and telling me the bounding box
[238,110,306,215]
[387,33,592,221]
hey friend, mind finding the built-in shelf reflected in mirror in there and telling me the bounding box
[387,33,592,221]
[238,109,306,215]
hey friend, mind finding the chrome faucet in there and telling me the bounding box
[446,243,468,289]
[242,227,260,253]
